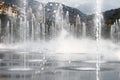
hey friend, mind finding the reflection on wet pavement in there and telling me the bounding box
[0,49,120,80]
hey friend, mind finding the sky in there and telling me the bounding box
[36,0,120,14]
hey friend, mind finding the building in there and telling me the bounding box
[0,0,17,16]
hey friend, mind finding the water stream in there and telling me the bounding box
[0,0,120,80]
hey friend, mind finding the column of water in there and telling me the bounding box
[82,22,86,38]
[94,0,103,80]
[0,19,1,34]
[31,14,35,41]
[26,20,30,40]
[5,21,10,43]
[54,5,62,38]
[19,17,23,42]
[111,24,113,41]
[118,19,120,40]
[111,23,116,41]
[38,4,44,39]
[76,15,81,38]
[65,11,70,33]
[115,20,119,42]
[35,19,40,41]
[22,0,27,80]
[23,0,27,42]
[42,4,46,40]
[37,4,43,40]
[10,20,14,43]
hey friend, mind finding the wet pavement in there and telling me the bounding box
[0,49,120,80]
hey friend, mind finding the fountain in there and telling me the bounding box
[82,22,86,38]
[111,19,120,42]
[94,0,104,80]
[0,0,120,80]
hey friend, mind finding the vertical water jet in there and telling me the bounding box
[94,0,103,80]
